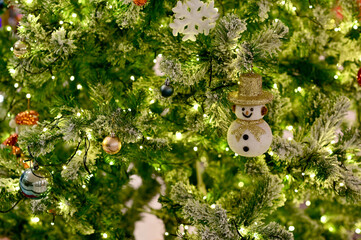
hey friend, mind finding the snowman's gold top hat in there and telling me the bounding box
[228,73,273,106]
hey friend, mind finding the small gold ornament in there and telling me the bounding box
[102,133,122,155]
[13,40,30,58]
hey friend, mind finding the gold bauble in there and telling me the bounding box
[13,40,30,58]
[102,135,122,155]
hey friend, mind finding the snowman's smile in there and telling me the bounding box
[242,112,253,118]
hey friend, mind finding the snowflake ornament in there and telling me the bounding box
[169,0,219,41]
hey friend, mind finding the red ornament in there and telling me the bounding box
[332,5,343,21]
[2,133,18,146]
[133,0,147,6]
[15,110,39,125]
[358,67,361,86]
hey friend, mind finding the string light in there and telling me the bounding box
[72,13,77,18]
[210,204,216,209]
[77,84,82,90]
[309,5,313,8]
[193,146,198,151]
[355,228,361,234]
[26,0,33,4]
[292,7,297,11]
[165,232,169,236]
[109,161,114,166]
[286,125,293,131]
[310,173,316,178]
[294,189,298,193]
[269,151,274,156]
[153,59,157,63]
[130,76,135,81]
[273,83,278,89]
[0,94,4,103]
[150,99,155,104]
[102,233,108,238]
[353,25,358,30]
[184,226,189,230]
[26,93,31,99]
[59,21,64,25]
[14,83,19,88]
[193,104,199,111]
[305,200,311,206]
[334,27,341,32]
[51,76,56,80]
[76,112,81,117]
[288,226,295,231]
[280,0,285,4]
[339,182,344,187]
[9,69,16,74]
[285,175,290,180]
[62,165,67,170]
[334,75,338,79]
[238,182,244,188]
[6,26,12,31]
[225,147,229,151]
[51,222,55,226]
[140,146,143,149]
[175,132,182,140]
[31,217,40,223]
[320,216,327,223]
[82,185,86,188]
[275,19,279,22]
[70,76,75,81]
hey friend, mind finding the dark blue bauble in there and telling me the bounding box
[0,0,5,9]
[160,84,173,97]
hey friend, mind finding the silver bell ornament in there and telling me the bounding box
[19,165,52,199]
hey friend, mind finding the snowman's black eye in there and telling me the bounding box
[242,108,245,111]
[250,108,254,111]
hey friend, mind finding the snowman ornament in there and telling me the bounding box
[227,73,273,157]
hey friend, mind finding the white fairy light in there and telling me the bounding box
[184,226,189,230]
[269,151,274,156]
[193,146,198,151]
[310,173,316,178]
[286,125,293,131]
[82,185,86,188]
[289,226,295,231]
[26,0,33,4]
[0,94,4,103]
[76,112,81,117]
[140,146,143,149]
[175,132,182,140]
[334,75,338,79]
[165,232,169,236]
[320,216,327,223]
[43,128,48,132]
[275,19,279,22]
[9,69,16,74]
[31,217,40,223]
[72,13,77,18]
[294,189,298,193]
[280,0,285,5]
[238,182,244,188]
[193,104,199,110]
[77,84,82,90]
[62,165,67,170]
[14,83,19,88]
[102,233,108,238]
[70,76,75,81]
[130,76,135,81]
[292,7,296,11]
[51,222,55,226]
[6,26,12,31]
[355,228,361,234]
[203,114,207,117]
[225,147,229,151]
[210,204,216,209]
[305,200,311,206]
[339,182,344,187]
[52,76,56,80]
[26,93,31,99]
[309,5,313,8]
[109,161,114,166]
[153,59,157,63]
[128,108,132,112]
[273,83,278,89]
[59,21,64,25]
[285,175,290,180]
[353,25,358,30]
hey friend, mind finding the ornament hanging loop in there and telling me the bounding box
[165,78,171,86]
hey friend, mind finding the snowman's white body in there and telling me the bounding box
[227,105,272,157]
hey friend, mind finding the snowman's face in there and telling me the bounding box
[235,105,266,120]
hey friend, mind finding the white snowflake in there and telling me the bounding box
[169,0,219,41]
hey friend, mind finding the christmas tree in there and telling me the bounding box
[1,0,361,239]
